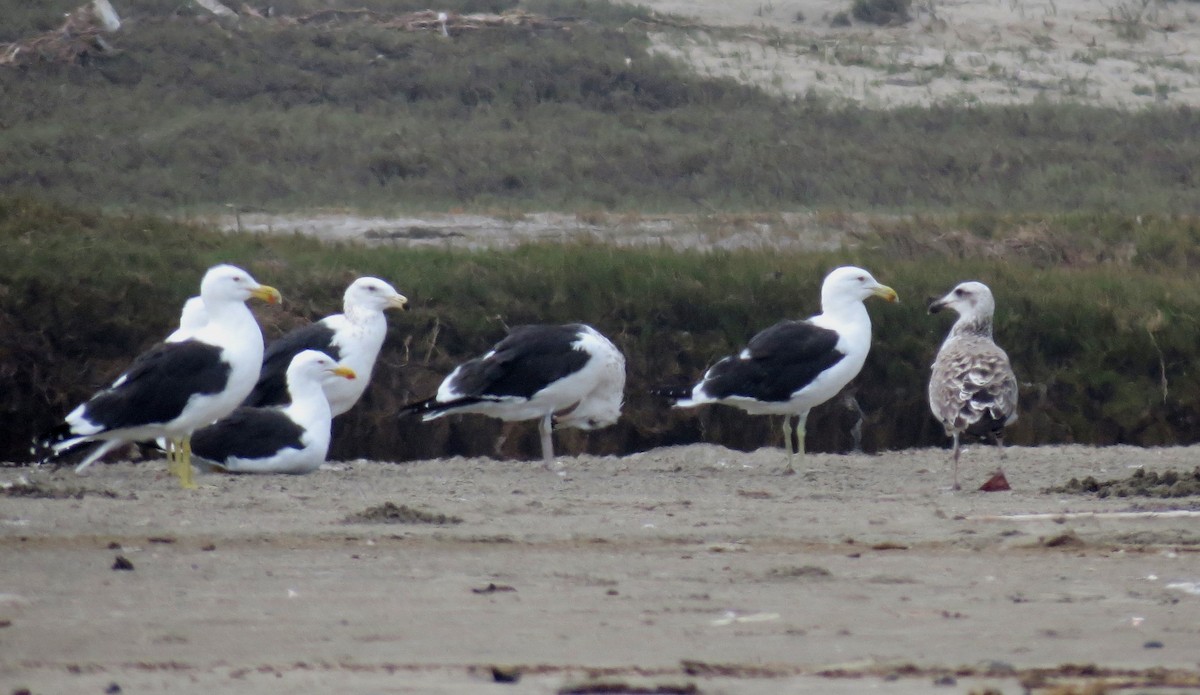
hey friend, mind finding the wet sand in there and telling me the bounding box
[4,443,1200,693]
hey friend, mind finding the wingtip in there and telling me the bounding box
[30,425,71,466]
[398,398,437,419]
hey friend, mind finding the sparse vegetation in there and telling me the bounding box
[1109,0,1159,40]
[851,0,912,25]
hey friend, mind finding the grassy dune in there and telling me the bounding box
[4,197,1200,464]
[1,0,1198,214]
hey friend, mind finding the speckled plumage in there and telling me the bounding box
[928,281,1018,490]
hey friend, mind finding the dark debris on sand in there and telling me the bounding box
[343,502,462,525]
[558,681,698,694]
[1045,468,1200,499]
[1,479,120,500]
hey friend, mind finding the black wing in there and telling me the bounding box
[81,340,231,431]
[242,323,339,408]
[700,320,844,402]
[449,324,590,400]
[191,407,306,462]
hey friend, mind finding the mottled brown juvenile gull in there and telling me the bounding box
[928,281,1018,490]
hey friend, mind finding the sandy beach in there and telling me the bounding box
[4,443,1200,693]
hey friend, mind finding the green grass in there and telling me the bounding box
[2,1,1199,214]
[5,196,1200,463]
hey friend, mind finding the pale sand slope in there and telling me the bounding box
[208,0,1200,247]
[630,0,1200,108]
[3,444,1200,693]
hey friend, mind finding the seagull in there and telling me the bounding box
[402,323,625,466]
[190,350,357,474]
[928,281,1018,490]
[658,266,897,472]
[242,277,407,417]
[39,265,280,488]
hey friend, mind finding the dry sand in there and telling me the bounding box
[4,443,1200,693]
[634,0,1200,108]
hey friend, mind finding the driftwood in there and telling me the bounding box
[0,0,121,67]
[217,6,574,34]
[2,4,572,68]
[195,0,237,19]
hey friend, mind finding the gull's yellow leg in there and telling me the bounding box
[178,436,197,490]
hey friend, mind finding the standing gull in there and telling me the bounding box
[66,294,211,475]
[928,281,1018,490]
[658,266,897,472]
[159,294,211,478]
[39,264,281,488]
[402,323,625,466]
[190,350,357,474]
[242,277,407,416]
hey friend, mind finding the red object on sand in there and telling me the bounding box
[979,471,1011,492]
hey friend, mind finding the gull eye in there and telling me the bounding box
[954,288,965,296]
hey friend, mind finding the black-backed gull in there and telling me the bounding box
[402,323,625,466]
[190,350,356,474]
[659,266,897,472]
[40,264,280,488]
[243,277,407,416]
